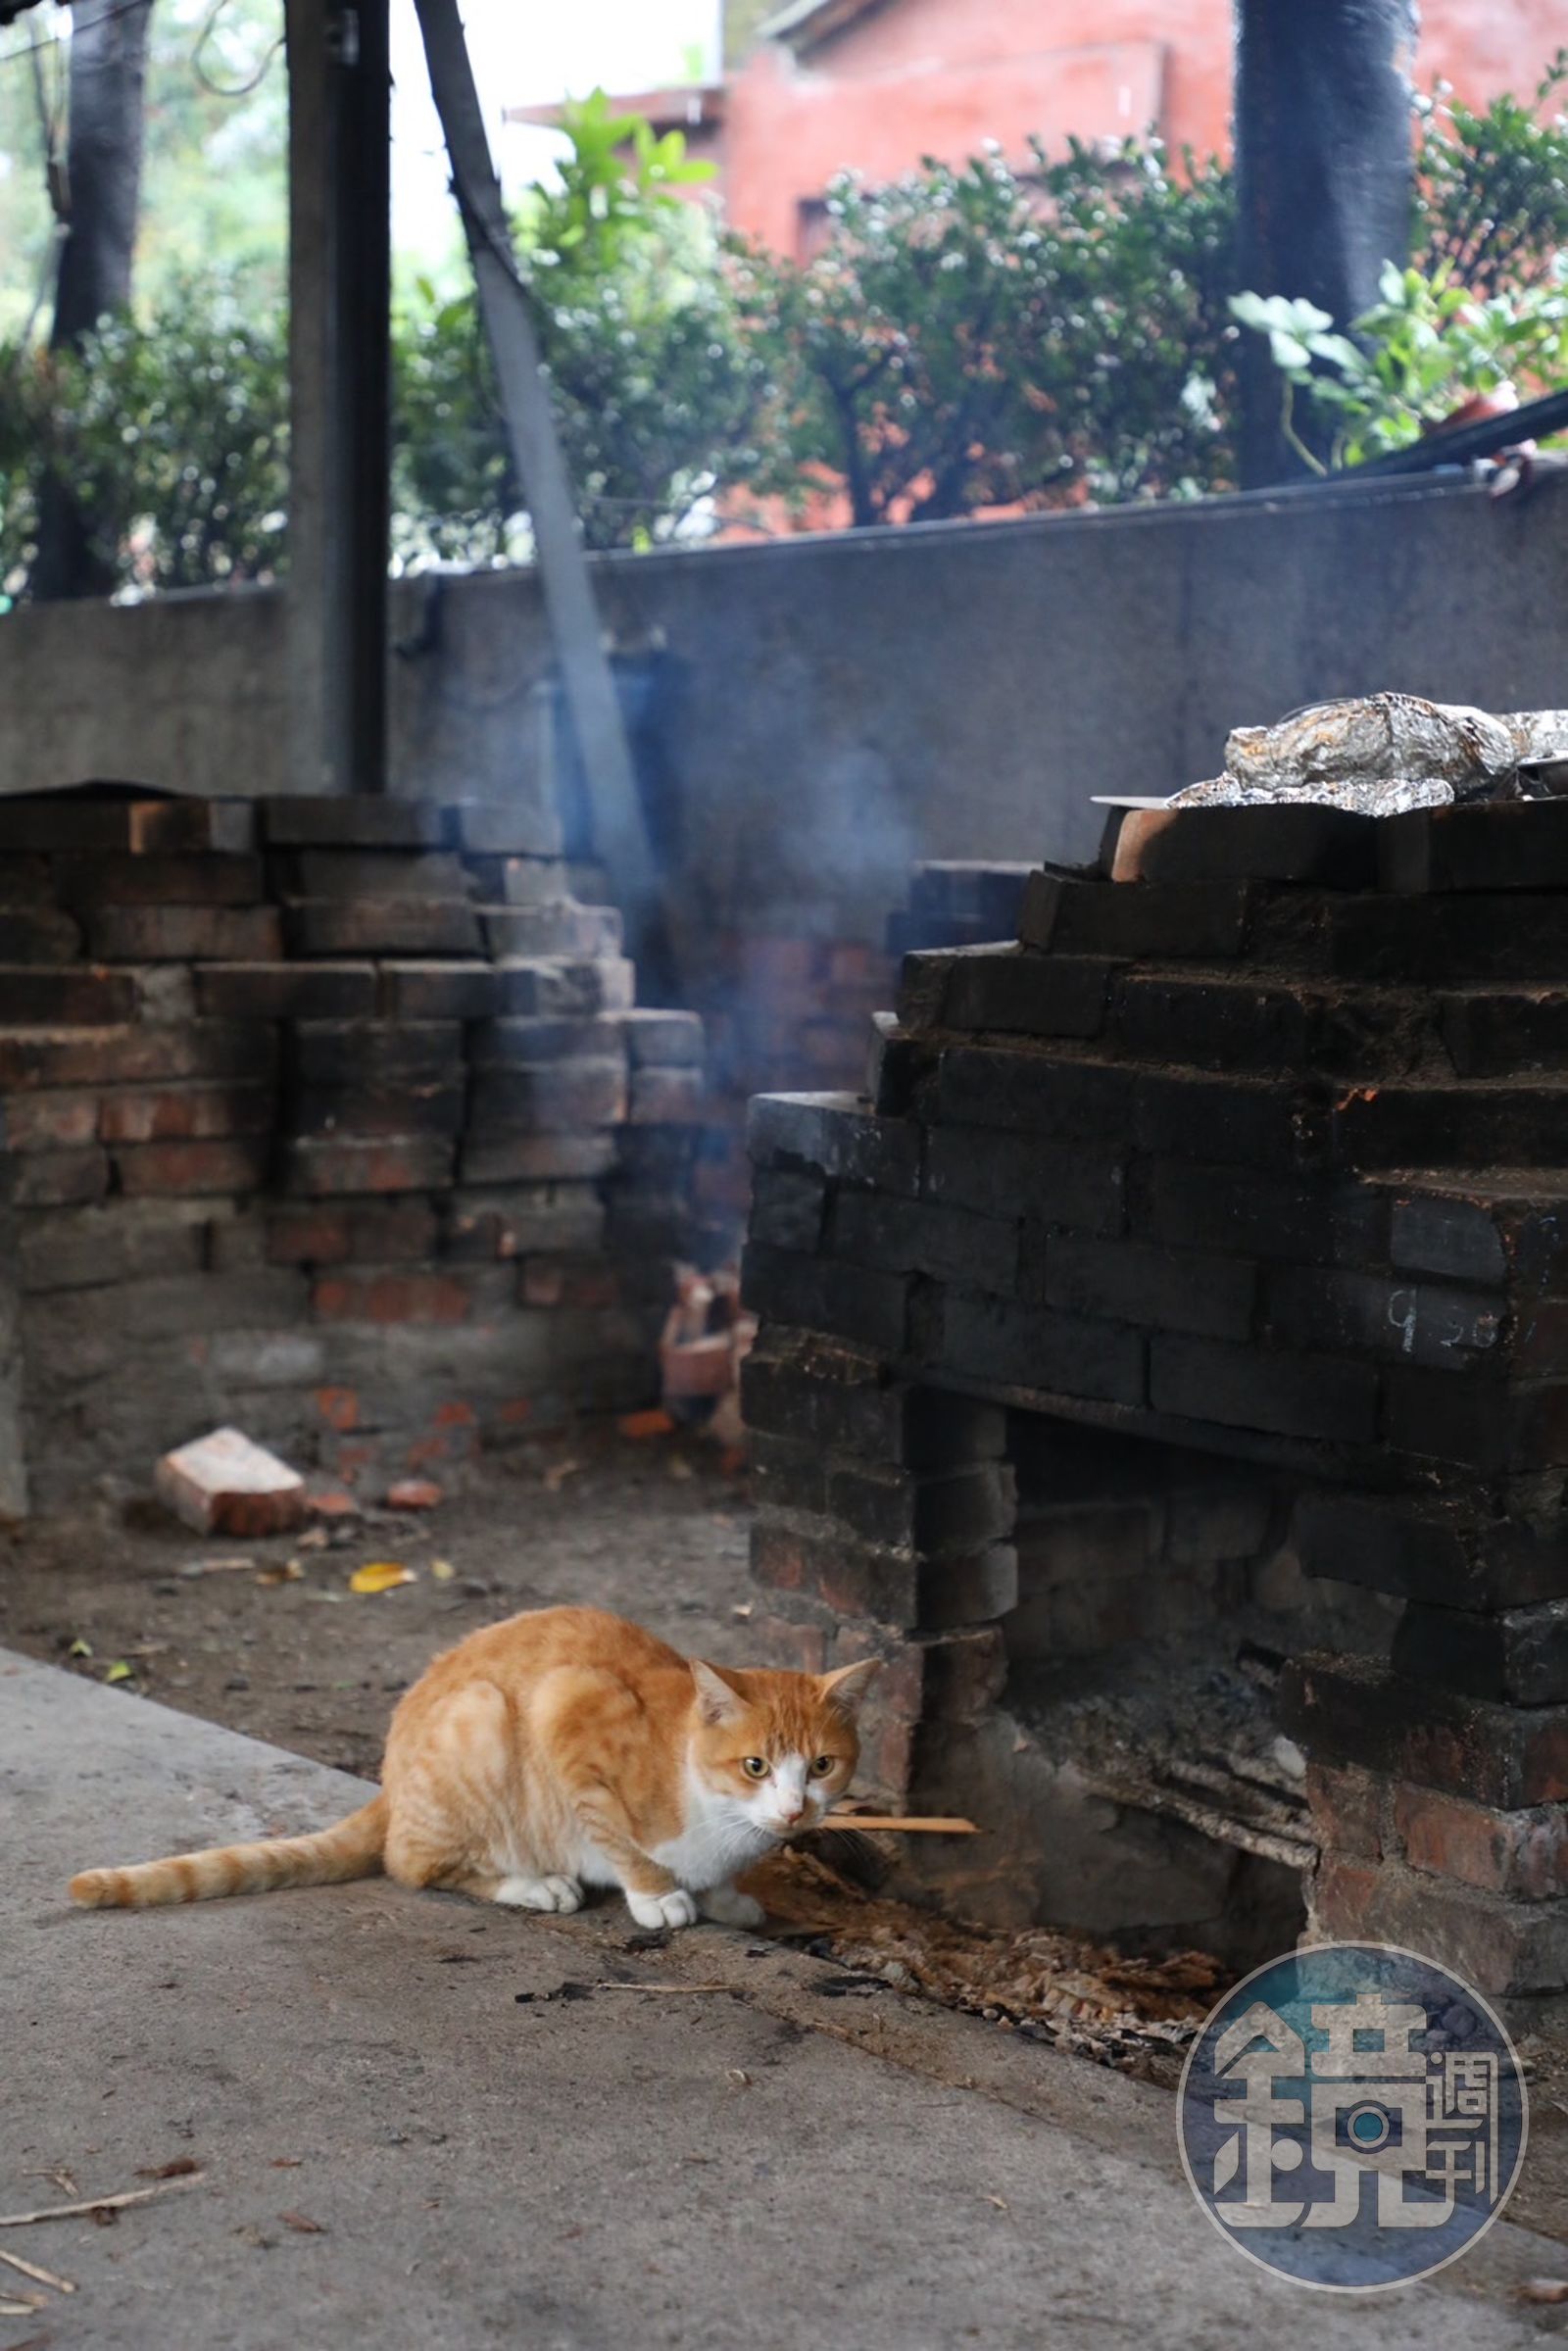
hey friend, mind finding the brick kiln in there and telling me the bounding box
[0,787,704,1512]
[741,799,1568,2014]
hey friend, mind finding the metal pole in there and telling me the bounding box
[413,0,657,940]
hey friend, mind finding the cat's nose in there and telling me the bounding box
[778,1803,804,1826]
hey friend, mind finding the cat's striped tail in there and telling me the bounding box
[70,1794,388,1909]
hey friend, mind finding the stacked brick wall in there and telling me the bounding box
[0,790,703,1506]
[739,798,1568,2004]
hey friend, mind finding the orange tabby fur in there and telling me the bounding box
[70,1605,877,1932]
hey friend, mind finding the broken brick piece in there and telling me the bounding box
[387,1477,443,1512]
[155,1427,308,1538]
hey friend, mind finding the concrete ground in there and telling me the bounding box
[6,1653,1568,2350]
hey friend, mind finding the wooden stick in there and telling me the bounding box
[0,2247,75,2292]
[589,1982,730,1994]
[0,2175,202,2229]
[823,1815,979,1834]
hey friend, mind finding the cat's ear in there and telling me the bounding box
[818,1658,879,1722]
[691,1659,748,1727]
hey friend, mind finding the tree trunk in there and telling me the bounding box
[32,0,155,599]
[1234,0,1417,486]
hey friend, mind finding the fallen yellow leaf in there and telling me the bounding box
[429,1558,456,1583]
[257,1560,305,1588]
[104,1661,133,1685]
[349,1561,416,1595]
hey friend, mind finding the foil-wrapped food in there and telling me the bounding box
[1169,693,1568,814]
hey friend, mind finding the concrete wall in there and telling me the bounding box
[3,471,1567,945]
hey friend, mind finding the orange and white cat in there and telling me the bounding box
[71,1605,877,1932]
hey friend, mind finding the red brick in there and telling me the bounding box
[154,1427,306,1538]
[519,1255,621,1309]
[387,1477,443,1510]
[316,1387,361,1432]
[87,906,282,961]
[267,1209,353,1264]
[752,1610,831,1674]
[116,1139,270,1196]
[4,1091,100,1150]
[1395,1785,1568,1900]
[99,1084,273,1145]
[11,1147,110,1205]
[312,1272,473,1324]
[1303,1761,1386,1859]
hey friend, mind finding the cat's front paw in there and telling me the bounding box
[700,1884,765,1929]
[494,1874,583,1913]
[626,1887,699,1931]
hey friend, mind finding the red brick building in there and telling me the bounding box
[510,0,1568,259]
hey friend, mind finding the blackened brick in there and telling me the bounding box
[10,1146,109,1206]
[1378,798,1568,894]
[454,801,564,857]
[86,905,281,961]
[896,950,956,1031]
[937,1047,1139,1141]
[481,905,621,959]
[828,1192,1017,1293]
[494,957,636,1016]
[260,795,447,849]
[0,795,252,854]
[749,1168,827,1253]
[1390,1191,1507,1282]
[740,1244,909,1353]
[1150,1335,1377,1443]
[1026,1232,1255,1340]
[1333,895,1568,986]
[459,1132,618,1184]
[284,899,482,957]
[277,849,466,900]
[944,950,1112,1040]
[292,1022,462,1088]
[1334,1082,1568,1172]
[17,1201,209,1292]
[4,907,81,962]
[283,1136,455,1196]
[194,962,377,1020]
[619,1009,704,1067]
[925,1126,1125,1234]
[378,960,500,1020]
[939,1288,1145,1404]
[1143,1161,1385,1266]
[1130,803,1376,888]
[52,853,266,906]
[0,967,136,1025]
[628,1068,703,1124]
[741,1335,1004,1468]
[472,1015,627,1067]
[747,1094,921,1197]
[1442,992,1568,1079]
[0,1021,272,1091]
[1266,1264,1502,1370]
[826,1459,1014,1555]
[1034,875,1253,960]
[1395,1597,1568,1705]
[750,1513,1015,1632]
[470,1060,627,1133]
[1382,1367,1568,1473]
[1291,1489,1568,1609]
[291,1083,466,1137]
[1281,1651,1568,1809]
[1114,975,1314,1072]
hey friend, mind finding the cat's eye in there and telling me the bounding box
[809,1755,836,1778]
[742,1756,769,1780]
